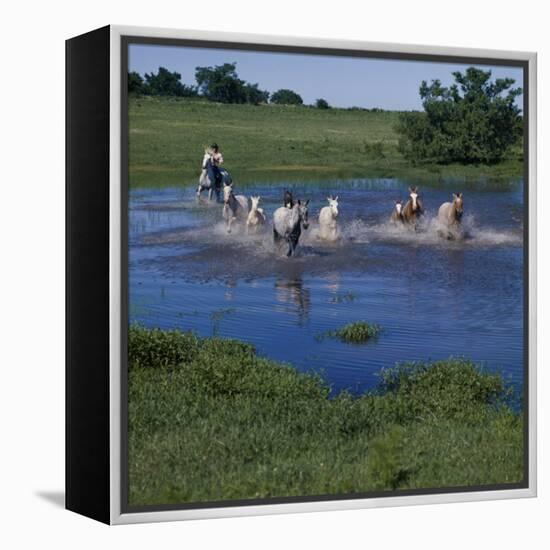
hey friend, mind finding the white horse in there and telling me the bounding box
[222,183,249,233]
[273,200,310,257]
[390,200,404,224]
[438,192,464,239]
[246,196,266,234]
[196,159,232,202]
[318,196,339,241]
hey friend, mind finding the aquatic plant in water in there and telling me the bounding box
[323,321,381,343]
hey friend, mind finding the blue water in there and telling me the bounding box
[129,178,524,395]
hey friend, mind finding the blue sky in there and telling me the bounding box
[129,43,524,111]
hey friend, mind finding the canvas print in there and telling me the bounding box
[125,41,526,508]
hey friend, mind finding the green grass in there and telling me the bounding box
[128,96,523,188]
[128,326,523,506]
[322,321,381,343]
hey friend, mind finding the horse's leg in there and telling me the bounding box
[224,211,231,233]
[208,187,213,201]
[288,233,298,257]
[287,238,293,257]
[273,228,286,255]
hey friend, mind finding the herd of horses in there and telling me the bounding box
[197,173,465,257]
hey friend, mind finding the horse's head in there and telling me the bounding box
[394,200,402,215]
[223,182,233,204]
[219,168,231,185]
[251,196,261,210]
[327,196,339,217]
[297,199,310,229]
[453,192,464,220]
[408,187,419,211]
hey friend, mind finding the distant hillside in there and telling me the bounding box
[128,96,523,188]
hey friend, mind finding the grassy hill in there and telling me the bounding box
[128,96,523,188]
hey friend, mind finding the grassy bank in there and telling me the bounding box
[128,326,523,506]
[128,96,523,188]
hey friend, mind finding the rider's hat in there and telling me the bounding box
[210,142,219,150]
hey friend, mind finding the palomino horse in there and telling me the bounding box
[196,159,232,202]
[438,192,464,239]
[246,196,266,234]
[390,200,404,224]
[273,200,310,257]
[222,183,249,233]
[318,196,339,241]
[402,186,424,228]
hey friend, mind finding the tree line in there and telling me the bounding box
[129,64,523,165]
[128,62,331,108]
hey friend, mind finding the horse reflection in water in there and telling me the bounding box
[274,277,311,325]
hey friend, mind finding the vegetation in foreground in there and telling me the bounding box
[322,321,381,343]
[128,96,523,188]
[128,326,523,507]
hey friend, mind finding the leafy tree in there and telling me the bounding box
[128,71,144,94]
[195,63,247,103]
[194,63,269,104]
[270,88,303,105]
[397,67,523,164]
[315,98,330,109]
[244,83,270,105]
[142,67,198,97]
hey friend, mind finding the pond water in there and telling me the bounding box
[129,178,524,395]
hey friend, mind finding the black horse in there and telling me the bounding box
[283,189,294,208]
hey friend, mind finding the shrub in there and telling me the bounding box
[397,67,523,164]
[270,88,303,105]
[128,324,201,369]
[323,321,381,343]
[315,98,330,109]
[377,358,508,420]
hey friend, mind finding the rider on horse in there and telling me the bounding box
[202,143,224,187]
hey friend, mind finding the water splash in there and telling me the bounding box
[141,209,521,252]
[334,213,522,248]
